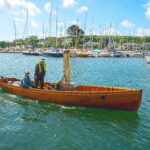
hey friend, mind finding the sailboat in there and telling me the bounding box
[43,6,63,57]
[22,11,41,56]
[145,52,150,63]
[43,47,63,57]
[22,48,42,56]
[145,56,150,63]
[143,40,150,63]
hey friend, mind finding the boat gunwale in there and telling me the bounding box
[0,79,142,95]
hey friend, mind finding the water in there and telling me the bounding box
[0,53,150,150]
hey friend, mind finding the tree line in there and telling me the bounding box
[0,25,150,49]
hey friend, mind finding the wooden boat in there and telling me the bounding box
[76,51,89,57]
[0,77,142,111]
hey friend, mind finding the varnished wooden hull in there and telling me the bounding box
[0,78,142,111]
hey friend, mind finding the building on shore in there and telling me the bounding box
[84,41,100,48]
[141,43,150,50]
[123,43,141,51]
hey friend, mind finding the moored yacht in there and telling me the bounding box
[43,47,63,57]
[145,56,150,64]
[22,49,41,56]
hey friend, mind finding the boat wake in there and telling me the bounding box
[60,105,76,110]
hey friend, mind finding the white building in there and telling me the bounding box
[123,43,141,51]
[141,43,150,50]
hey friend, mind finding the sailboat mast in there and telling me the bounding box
[114,23,118,49]
[23,10,29,49]
[142,30,145,50]
[14,20,17,47]
[42,23,45,48]
[91,17,94,50]
[99,23,102,49]
[23,10,28,39]
[26,10,28,38]
[63,19,66,49]
[103,24,107,48]
[55,7,58,48]
[49,3,53,38]
[75,18,79,48]
[83,12,87,49]
[109,23,112,49]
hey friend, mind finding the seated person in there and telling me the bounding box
[20,71,35,88]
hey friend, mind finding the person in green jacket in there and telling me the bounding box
[20,71,35,88]
[34,59,46,89]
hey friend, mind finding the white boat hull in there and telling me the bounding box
[145,56,150,64]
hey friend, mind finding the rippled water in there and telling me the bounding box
[0,53,150,150]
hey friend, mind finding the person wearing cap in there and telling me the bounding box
[34,59,46,89]
[20,71,35,88]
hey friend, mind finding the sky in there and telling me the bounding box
[0,0,150,41]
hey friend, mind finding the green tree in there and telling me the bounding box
[26,36,39,49]
[67,25,84,47]
[0,41,7,48]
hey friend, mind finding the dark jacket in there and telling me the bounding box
[34,62,46,78]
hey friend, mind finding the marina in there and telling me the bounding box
[1,0,150,149]
[0,48,146,58]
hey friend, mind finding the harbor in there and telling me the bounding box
[0,46,147,58]
[0,36,150,58]
[1,0,150,149]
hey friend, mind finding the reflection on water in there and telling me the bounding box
[0,90,140,126]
